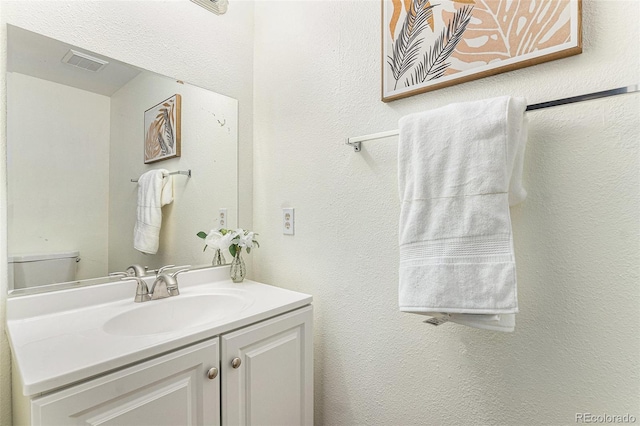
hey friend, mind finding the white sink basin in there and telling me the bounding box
[103,294,249,336]
[7,265,314,396]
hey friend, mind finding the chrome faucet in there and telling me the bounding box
[120,264,190,303]
[149,266,190,301]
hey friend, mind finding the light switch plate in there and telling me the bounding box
[283,208,294,235]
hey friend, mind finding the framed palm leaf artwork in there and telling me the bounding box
[144,94,182,163]
[382,0,582,102]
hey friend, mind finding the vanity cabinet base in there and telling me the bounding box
[19,305,313,425]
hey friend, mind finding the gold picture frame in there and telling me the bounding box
[382,0,582,102]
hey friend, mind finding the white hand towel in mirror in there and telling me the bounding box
[134,169,174,254]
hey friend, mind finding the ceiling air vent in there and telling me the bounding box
[190,0,229,15]
[61,49,108,72]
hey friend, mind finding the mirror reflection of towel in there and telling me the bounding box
[134,169,173,254]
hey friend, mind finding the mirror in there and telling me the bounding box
[6,25,238,295]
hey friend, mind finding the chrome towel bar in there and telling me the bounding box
[346,84,639,152]
[131,169,191,183]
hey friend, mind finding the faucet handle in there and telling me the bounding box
[122,277,150,303]
[162,267,190,298]
[171,266,191,278]
[126,264,148,277]
[109,272,129,278]
[156,264,176,276]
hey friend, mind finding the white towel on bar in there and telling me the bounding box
[134,169,174,254]
[398,96,528,332]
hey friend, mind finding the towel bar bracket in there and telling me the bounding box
[345,139,361,152]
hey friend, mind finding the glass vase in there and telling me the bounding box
[211,249,226,266]
[230,249,246,283]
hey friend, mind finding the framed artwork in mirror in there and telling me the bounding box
[382,0,582,102]
[144,94,182,163]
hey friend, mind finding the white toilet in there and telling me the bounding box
[9,251,80,289]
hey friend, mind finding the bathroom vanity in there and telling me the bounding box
[6,266,313,425]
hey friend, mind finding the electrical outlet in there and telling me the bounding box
[219,208,227,228]
[283,208,294,235]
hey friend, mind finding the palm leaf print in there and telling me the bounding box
[146,101,176,158]
[446,0,572,70]
[406,5,474,86]
[157,120,169,155]
[161,104,174,151]
[387,0,436,89]
[425,1,435,31]
[145,121,162,160]
[389,0,403,40]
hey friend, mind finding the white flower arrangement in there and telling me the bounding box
[197,228,260,257]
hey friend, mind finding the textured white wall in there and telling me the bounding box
[1,1,638,425]
[0,1,254,423]
[7,72,110,282]
[108,72,238,272]
[252,1,639,425]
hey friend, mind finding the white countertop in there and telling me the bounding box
[6,266,312,396]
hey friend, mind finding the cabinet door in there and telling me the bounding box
[221,306,313,426]
[31,338,221,426]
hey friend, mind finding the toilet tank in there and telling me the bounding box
[9,251,80,289]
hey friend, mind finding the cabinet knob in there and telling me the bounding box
[231,357,242,369]
[207,367,218,380]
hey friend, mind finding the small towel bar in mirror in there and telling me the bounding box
[131,169,192,183]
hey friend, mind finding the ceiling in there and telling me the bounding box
[7,25,142,97]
